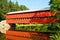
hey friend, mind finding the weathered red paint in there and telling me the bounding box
[6,11,56,24]
[6,31,49,40]
[6,11,52,18]
[6,10,56,40]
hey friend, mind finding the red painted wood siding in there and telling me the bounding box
[6,11,56,24]
[6,11,52,18]
[6,31,49,40]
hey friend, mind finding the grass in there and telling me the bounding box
[0,33,6,40]
[50,31,60,40]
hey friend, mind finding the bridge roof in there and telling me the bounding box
[7,8,50,14]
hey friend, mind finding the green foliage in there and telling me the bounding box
[49,0,60,12]
[49,0,60,31]
[55,13,60,19]
[0,33,6,40]
[15,24,45,32]
[50,31,60,40]
[15,23,60,32]
[47,23,59,31]
[0,0,29,21]
[49,0,60,40]
[49,0,60,19]
[16,24,48,32]
[19,5,29,11]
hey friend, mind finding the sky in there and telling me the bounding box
[11,0,50,9]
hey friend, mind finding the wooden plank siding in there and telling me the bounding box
[6,11,57,24]
[6,31,49,40]
[6,9,56,40]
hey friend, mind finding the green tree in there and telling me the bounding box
[13,1,20,11]
[19,5,29,11]
[50,0,60,19]
[49,0,60,12]
[49,0,60,31]
[49,0,60,40]
[8,0,15,12]
[50,0,60,20]
[0,0,8,21]
[0,0,29,21]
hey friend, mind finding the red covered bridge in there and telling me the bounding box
[6,9,56,40]
[6,9,57,24]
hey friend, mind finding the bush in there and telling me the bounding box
[15,23,60,32]
[15,24,50,32]
[0,33,6,40]
[50,31,60,40]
